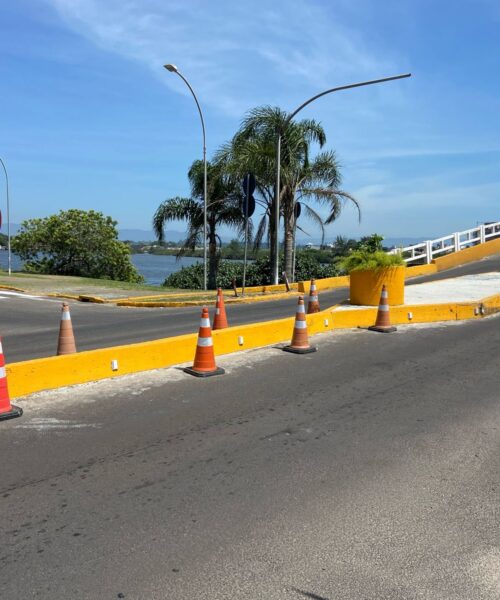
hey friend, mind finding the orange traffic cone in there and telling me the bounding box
[368,285,397,333]
[57,302,77,355]
[0,337,23,422]
[213,288,229,330]
[283,296,317,354]
[307,278,320,314]
[184,307,225,377]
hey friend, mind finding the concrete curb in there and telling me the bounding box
[7,293,500,399]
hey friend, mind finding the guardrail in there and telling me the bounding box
[389,221,500,264]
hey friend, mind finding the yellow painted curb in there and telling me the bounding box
[6,294,500,399]
[0,284,26,292]
[116,289,306,308]
[47,293,82,301]
[78,295,108,304]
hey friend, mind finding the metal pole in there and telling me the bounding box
[242,178,250,296]
[164,64,208,290]
[272,72,411,285]
[273,134,281,284]
[0,158,11,276]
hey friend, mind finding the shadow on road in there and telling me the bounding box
[292,588,331,600]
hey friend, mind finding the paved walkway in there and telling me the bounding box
[339,272,500,310]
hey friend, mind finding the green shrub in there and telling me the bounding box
[340,249,404,274]
[163,252,342,289]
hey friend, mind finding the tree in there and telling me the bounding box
[12,209,143,283]
[217,106,360,280]
[153,159,246,289]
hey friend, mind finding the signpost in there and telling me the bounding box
[241,174,256,296]
[292,202,301,282]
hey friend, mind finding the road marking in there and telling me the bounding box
[13,417,100,431]
[0,291,60,303]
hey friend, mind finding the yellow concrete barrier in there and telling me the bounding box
[349,266,406,306]
[433,237,500,271]
[7,293,500,399]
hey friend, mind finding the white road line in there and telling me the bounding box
[0,291,61,302]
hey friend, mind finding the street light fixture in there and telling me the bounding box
[0,158,12,276]
[164,63,208,291]
[272,72,412,285]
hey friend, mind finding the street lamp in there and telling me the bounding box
[164,63,208,291]
[0,158,12,276]
[272,72,412,285]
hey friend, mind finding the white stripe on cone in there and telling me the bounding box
[0,341,3,354]
[200,318,210,327]
[294,321,307,329]
[215,308,220,315]
[0,367,5,378]
[61,312,71,321]
[297,304,305,313]
[310,295,318,302]
[379,304,389,312]
[381,291,388,299]
[197,337,213,347]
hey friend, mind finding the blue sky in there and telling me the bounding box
[1,0,499,243]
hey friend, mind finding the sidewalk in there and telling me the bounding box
[338,273,500,310]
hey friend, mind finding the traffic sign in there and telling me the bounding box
[241,194,256,218]
[242,173,256,197]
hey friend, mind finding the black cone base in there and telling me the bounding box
[0,405,23,422]
[184,366,225,378]
[282,345,317,354]
[368,325,397,333]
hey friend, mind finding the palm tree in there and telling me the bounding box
[285,149,361,277]
[153,160,246,289]
[216,106,360,280]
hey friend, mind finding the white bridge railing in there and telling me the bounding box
[389,221,500,265]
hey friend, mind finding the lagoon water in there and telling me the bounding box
[0,251,201,286]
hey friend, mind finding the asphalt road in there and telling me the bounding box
[1,316,499,599]
[1,253,499,363]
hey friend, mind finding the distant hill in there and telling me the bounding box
[118,229,185,242]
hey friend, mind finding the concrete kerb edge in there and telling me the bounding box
[6,294,500,400]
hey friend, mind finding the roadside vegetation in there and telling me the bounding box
[152,103,360,290]
[12,209,143,283]
[163,234,387,289]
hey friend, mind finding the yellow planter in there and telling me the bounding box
[349,266,405,306]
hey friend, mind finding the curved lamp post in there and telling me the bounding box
[272,72,412,285]
[164,64,208,291]
[0,158,11,276]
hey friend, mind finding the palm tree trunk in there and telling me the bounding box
[268,198,277,285]
[283,206,294,281]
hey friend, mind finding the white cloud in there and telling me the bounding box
[46,0,400,117]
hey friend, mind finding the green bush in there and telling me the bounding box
[12,209,144,283]
[163,251,342,289]
[340,249,404,274]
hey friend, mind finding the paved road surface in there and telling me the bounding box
[1,316,499,599]
[1,253,499,362]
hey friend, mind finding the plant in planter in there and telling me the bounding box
[340,249,405,306]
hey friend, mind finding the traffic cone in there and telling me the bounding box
[57,302,77,355]
[368,285,397,333]
[213,288,229,330]
[184,307,225,377]
[0,337,23,422]
[283,296,317,354]
[307,278,320,314]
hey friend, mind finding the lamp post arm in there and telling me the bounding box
[174,69,208,291]
[0,158,11,276]
[287,73,411,123]
[174,71,207,151]
[272,72,411,285]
